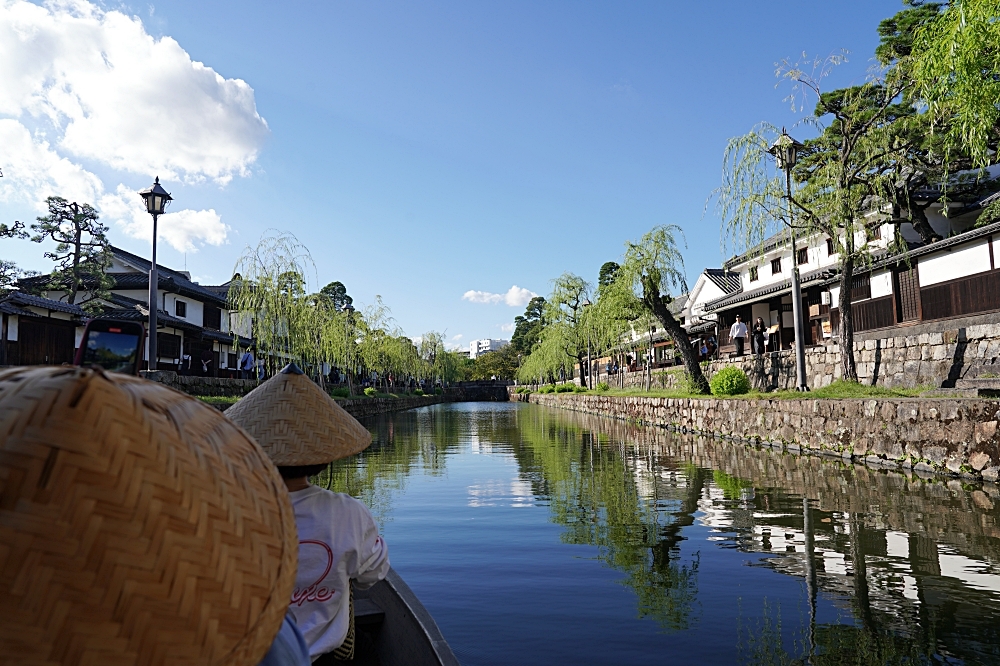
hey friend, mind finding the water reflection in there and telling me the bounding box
[320,403,1000,664]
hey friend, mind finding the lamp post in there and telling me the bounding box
[138,177,172,371]
[768,130,809,392]
[581,300,592,389]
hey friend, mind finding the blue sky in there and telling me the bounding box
[0,0,903,348]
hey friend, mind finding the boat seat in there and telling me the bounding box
[354,598,386,629]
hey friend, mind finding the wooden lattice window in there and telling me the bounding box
[771,257,782,275]
[749,266,759,282]
[797,247,809,265]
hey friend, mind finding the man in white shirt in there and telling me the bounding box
[730,314,748,356]
[227,363,389,664]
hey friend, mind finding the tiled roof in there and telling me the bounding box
[0,300,34,317]
[99,307,203,333]
[107,246,229,306]
[704,266,838,313]
[3,291,87,317]
[667,292,688,315]
[703,268,741,294]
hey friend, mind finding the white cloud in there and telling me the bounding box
[462,285,537,307]
[450,334,464,341]
[0,0,267,249]
[500,323,514,333]
[99,184,228,252]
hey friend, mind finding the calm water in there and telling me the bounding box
[319,402,1000,665]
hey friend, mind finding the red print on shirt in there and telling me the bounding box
[291,540,337,606]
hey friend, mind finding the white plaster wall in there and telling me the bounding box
[165,293,204,327]
[751,303,770,325]
[870,270,893,299]
[8,315,17,341]
[918,240,992,286]
[75,326,85,348]
[829,285,841,305]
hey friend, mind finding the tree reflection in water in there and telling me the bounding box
[315,403,1000,664]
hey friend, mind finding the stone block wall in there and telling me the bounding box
[707,320,1000,391]
[526,392,1000,481]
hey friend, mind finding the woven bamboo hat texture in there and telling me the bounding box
[225,364,372,466]
[0,366,297,666]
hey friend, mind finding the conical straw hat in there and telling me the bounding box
[0,366,297,666]
[225,364,372,466]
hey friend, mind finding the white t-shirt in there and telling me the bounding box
[730,322,748,339]
[287,486,390,660]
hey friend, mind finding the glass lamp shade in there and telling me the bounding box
[768,130,804,171]
[138,177,173,215]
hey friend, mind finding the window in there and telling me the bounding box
[157,333,181,359]
[865,224,883,241]
[203,306,222,330]
[826,238,835,256]
[175,300,187,318]
[749,266,759,282]
[771,257,782,275]
[797,247,809,265]
[228,352,238,368]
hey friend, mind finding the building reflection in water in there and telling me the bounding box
[324,403,1000,664]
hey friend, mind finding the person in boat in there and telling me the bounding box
[0,365,305,666]
[227,363,390,664]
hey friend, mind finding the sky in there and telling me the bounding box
[0,0,905,349]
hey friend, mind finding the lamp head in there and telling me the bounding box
[767,129,805,170]
[138,177,173,216]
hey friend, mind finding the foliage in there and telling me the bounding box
[618,225,710,394]
[539,384,555,394]
[364,387,377,396]
[572,383,589,393]
[598,261,620,288]
[511,296,547,355]
[319,280,353,310]
[10,197,113,311]
[710,366,751,396]
[0,259,38,296]
[554,383,575,393]
[909,0,1000,169]
[596,381,610,392]
[330,387,350,398]
[470,344,520,380]
[413,388,424,396]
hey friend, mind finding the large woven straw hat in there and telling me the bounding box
[0,366,297,666]
[225,364,372,466]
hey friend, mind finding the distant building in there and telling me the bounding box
[469,338,508,360]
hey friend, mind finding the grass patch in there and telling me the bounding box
[539,380,933,401]
[196,395,240,409]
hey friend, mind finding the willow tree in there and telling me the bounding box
[616,225,708,394]
[909,0,1000,169]
[229,233,318,375]
[546,273,592,385]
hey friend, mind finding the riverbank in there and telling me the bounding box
[517,391,1000,482]
[199,393,448,418]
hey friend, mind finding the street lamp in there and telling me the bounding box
[767,129,808,392]
[138,177,172,371]
[581,300,592,389]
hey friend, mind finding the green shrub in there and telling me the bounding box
[539,385,555,394]
[572,384,589,393]
[434,388,442,395]
[710,366,751,396]
[554,383,575,393]
[413,388,424,396]
[596,381,610,392]
[330,387,350,398]
[515,386,532,394]
[363,387,377,397]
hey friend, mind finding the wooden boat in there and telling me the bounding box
[354,568,460,666]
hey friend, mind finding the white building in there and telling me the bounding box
[469,338,509,360]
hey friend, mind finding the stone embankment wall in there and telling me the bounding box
[338,395,446,419]
[709,317,1000,391]
[522,392,1000,482]
[142,371,259,397]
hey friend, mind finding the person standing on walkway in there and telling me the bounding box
[730,315,748,356]
[751,317,768,356]
[240,347,256,379]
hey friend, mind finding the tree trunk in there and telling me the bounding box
[642,276,710,394]
[908,204,942,244]
[838,254,859,382]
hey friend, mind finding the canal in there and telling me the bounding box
[321,402,1000,665]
